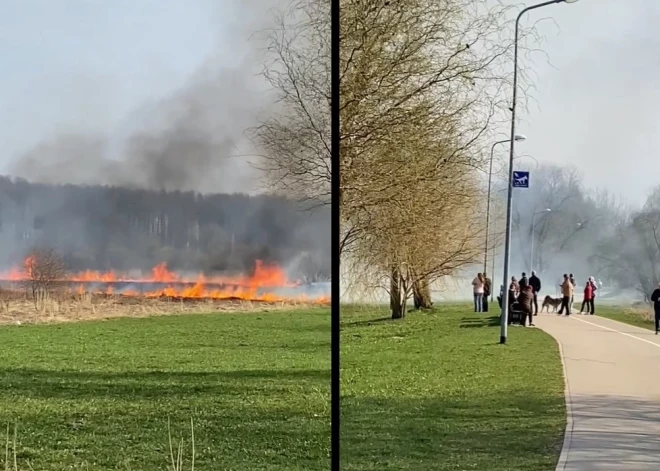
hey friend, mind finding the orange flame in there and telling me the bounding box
[0,259,328,304]
[23,256,35,278]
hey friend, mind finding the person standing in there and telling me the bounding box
[589,276,598,316]
[510,276,520,296]
[569,273,576,308]
[519,272,529,291]
[508,276,520,309]
[558,274,574,316]
[651,283,660,335]
[529,270,542,315]
[472,273,485,312]
[517,285,534,327]
[579,280,594,314]
[483,273,492,312]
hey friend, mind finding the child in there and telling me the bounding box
[579,280,593,314]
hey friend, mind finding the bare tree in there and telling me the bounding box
[249,0,331,206]
[594,202,660,301]
[339,0,526,257]
[250,0,550,317]
[498,163,632,293]
[24,246,65,310]
[251,0,542,251]
[346,125,487,318]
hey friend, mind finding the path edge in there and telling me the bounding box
[552,334,573,471]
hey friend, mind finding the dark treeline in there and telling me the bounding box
[0,176,330,280]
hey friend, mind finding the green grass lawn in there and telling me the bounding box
[0,309,330,470]
[595,304,656,331]
[341,304,566,470]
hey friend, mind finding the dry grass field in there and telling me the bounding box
[0,288,326,326]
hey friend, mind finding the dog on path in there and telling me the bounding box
[541,295,562,313]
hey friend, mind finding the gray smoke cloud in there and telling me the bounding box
[8,0,281,194]
[10,64,268,194]
[0,0,331,285]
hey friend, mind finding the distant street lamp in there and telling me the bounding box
[530,208,552,272]
[500,0,580,345]
[484,135,526,277]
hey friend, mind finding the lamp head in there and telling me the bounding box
[545,208,552,212]
[564,0,579,3]
[514,134,527,142]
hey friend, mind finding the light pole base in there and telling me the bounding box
[499,336,507,345]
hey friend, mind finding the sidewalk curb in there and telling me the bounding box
[552,335,573,471]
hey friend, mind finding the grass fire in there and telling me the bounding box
[0,249,329,326]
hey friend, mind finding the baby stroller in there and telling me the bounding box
[497,293,523,325]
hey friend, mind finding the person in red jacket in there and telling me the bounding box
[579,280,594,314]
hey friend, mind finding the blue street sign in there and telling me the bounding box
[512,171,529,188]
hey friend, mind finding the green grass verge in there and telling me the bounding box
[595,304,656,331]
[0,309,330,470]
[341,304,565,470]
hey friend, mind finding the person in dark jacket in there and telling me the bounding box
[529,271,541,315]
[519,272,529,291]
[517,285,534,326]
[651,283,660,335]
[482,273,492,312]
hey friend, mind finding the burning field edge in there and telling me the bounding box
[0,257,330,305]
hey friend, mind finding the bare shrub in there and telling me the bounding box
[22,246,65,311]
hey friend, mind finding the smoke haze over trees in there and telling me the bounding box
[0,0,333,282]
[496,162,658,301]
[250,0,560,317]
[0,177,330,281]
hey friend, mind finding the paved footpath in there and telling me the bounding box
[535,313,660,471]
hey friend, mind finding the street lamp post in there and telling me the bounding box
[491,248,496,301]
[483,135,526,277]
[500,0,579,345]
[530,208,552,272]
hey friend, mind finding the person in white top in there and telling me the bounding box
[472,273,485,312]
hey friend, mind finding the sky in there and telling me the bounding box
[0,0,658,205]
[511,0,660,207]
[0,0,278,194]
[1,0,213,152]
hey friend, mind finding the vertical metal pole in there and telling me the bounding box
[499,0,562,344]
[483,143,497,275]
[500,13,523,345]
[330,0,340,467]
[491,245,496,302]
[530,212,537,273]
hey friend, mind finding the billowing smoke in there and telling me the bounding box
[5,0,290,194]
[0,0,330,285]
[9,54,270,195]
